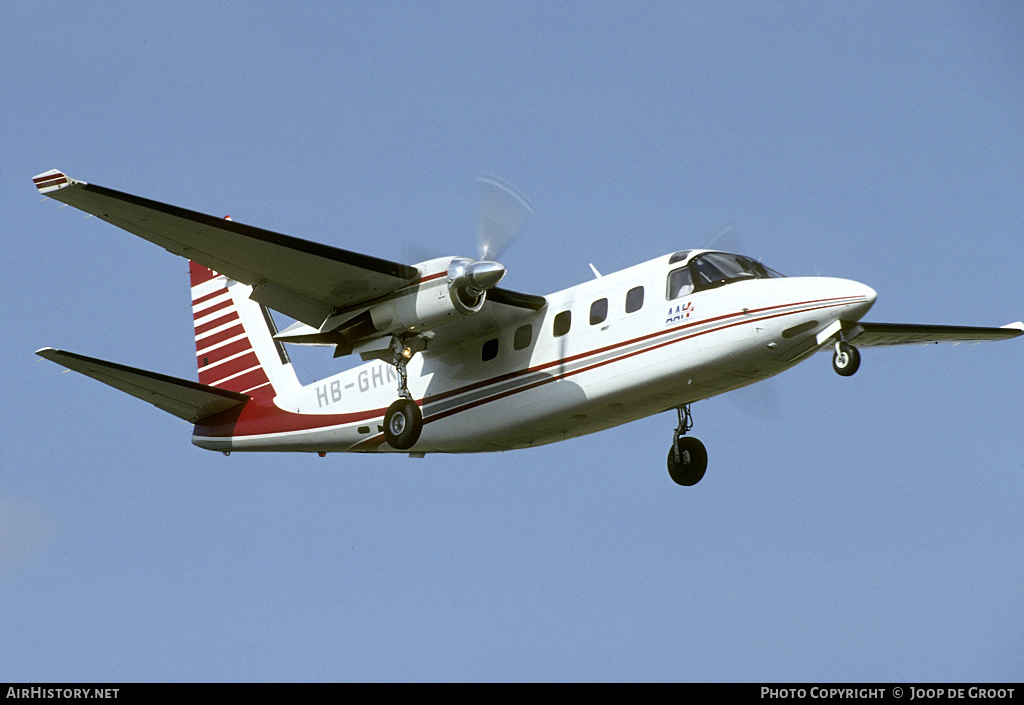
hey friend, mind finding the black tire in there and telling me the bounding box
[832,341,861,377]
[383,399,422,450]
[667,436,708,486]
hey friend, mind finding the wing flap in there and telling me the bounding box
[34,170,419,327]
[848,321,1024,347]
[37,348,248,423]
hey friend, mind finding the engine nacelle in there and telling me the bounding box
[367,257,504,335]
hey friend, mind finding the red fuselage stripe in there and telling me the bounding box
[422,299,856,426]
[421,295,861,406]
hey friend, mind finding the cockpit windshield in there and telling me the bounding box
[667,252,783,300]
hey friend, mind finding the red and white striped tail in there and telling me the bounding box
[189,262,299,401]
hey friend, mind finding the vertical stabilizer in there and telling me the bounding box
[189,262,300,401]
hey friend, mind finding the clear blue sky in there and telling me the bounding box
[2,2,1022,682]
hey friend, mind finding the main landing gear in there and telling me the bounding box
[384,398,422,449]
[664,338,861,484]
[667,404,708,486]
[382,336,423,450]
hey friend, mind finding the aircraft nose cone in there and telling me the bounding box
[858,282,877,306]
[848,281,877,318]
[466,260,506,292]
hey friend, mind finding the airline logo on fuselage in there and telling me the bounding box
[666,302,693,325]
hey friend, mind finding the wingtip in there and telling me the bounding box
[1000,322,1024,333]
[35,347,64,362]
[32,169,75,194]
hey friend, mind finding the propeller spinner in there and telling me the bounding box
[447,258,506,314]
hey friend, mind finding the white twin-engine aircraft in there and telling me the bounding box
[34,169,1023,486]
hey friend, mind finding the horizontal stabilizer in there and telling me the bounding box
[849,321,1024,347]
[36,348,248,423]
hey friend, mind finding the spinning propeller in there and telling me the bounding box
[476,173,534,262]
[447,174,534,308]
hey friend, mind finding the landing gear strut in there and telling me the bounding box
[382,335,424,450]
[667,404,707,486]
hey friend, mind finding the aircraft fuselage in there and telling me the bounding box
[192,252,876,453]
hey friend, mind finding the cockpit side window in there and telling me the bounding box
[667,267,694,300]
[691,253,784,291]
[750,259,785,279]
[694,256,731,287]
[667,252,784,298]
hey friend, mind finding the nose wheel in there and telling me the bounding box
[667,404,707,486]
[832,341,861,376]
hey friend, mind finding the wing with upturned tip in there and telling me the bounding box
[34,170,545,339]
[33,169,419,328]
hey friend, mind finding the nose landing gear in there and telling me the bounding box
[832,340,861,376]
[667,404,708,486]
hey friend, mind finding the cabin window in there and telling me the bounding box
[625,286,644,313]
[553,310,571,337]
[667,267,694,299]
[514,324,533,350]
[590,298,608,325]
[482,338,499,361]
